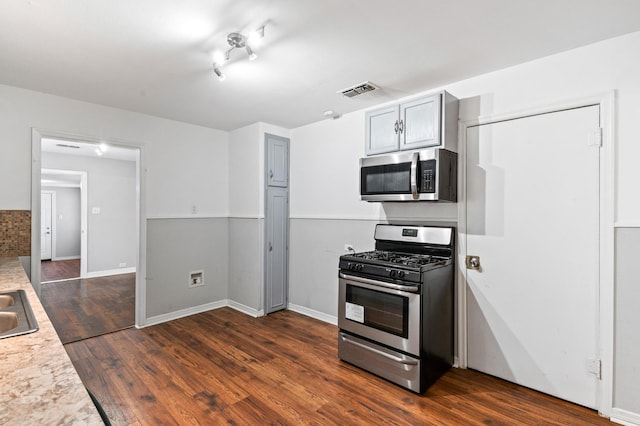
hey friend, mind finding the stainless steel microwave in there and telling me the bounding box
[359,148,457,202]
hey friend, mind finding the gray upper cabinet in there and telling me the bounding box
[365,91,459,155]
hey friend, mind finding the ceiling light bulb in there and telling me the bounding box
[213,51,226,64]
[247,27,264,46]
[213,66,226,81]
[246,46,257,61]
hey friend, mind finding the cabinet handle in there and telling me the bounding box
[399,119,404,134]
[394,120,399,134]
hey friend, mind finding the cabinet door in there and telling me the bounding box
[365,105,399,155]
[400,94,441,150]
[266,133,289,187]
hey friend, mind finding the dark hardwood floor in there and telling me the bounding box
[41,258,80,282]
[41,273,135,343]
[64,308,610,425]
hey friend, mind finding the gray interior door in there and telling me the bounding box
[265,134,289,314]
[265,186,288,314]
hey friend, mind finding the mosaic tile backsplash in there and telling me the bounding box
[0,210,31,256]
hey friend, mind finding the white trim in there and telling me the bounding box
[614,222,640,228]
[85,267,136,278]
[287,303,337,325]
[457,91,615,417]
[52,255,80,261]
[142,300,229,328]
[228,214,265,219]
[227,300,264,318]
[147,214,229,220]
[610,408,640,425]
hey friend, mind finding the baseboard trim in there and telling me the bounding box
[51,255,80,261]
[287,303,337,325]
[611,408,640,426]
[142,299,263,328]
[85,267,136,278]
[143,300,228,327]
[140,301,335,328]
[227,300,264,317]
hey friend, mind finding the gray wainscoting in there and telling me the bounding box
[288,218,379,319]
[146,218,229,318]
[614,227,640,416]
[228,217,264,313]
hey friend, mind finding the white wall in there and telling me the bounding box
[0,83,229,216]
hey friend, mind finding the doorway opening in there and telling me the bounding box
[33,133,142,343]
[40,169,86,283]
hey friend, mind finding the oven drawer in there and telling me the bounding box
[338,274,421,356]
[338,331,422,393]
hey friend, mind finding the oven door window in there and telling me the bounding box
[345,284,409,338]
[361,162,411,195]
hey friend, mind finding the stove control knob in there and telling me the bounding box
[347,262,354,270]
[389,270,397,278]
[398,271,405,278]
[356,264,364,271]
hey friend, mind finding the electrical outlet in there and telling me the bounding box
[188,270,204,288]
[190,204,197,214]
[118,262,127,268]
[344,244,354,252]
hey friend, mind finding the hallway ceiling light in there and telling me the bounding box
[213,25,265,81]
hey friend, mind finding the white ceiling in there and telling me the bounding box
[2,0,640,131]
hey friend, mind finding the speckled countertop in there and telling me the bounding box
[0,257,102,425]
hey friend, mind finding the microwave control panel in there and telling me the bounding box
[420,160,436,193]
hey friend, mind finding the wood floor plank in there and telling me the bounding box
[41,273,135,343]
[64,308,610,425]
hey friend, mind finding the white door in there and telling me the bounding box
[41,192,53,260]
[466,105,600,408]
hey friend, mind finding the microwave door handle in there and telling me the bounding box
[410,151,419,199]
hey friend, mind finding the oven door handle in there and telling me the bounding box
[340,333,419,365]
[339,273,419,293]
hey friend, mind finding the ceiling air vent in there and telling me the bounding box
[338,81,378,98]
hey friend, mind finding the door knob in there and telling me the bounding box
[269,170,274,179]
[466,255,481,270]
[268,242,273,252]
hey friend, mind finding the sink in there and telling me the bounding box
[0,294,15,308]
[0,290,39,339]
[0,312,19,332]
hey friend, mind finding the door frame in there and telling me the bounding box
[457,92,615,416]
[41,169,87,277]
[31,128,147,329]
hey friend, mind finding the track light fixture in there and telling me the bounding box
[213,65,226,81]
[212,25,265,80]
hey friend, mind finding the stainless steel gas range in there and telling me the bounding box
[338,224,454,393]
